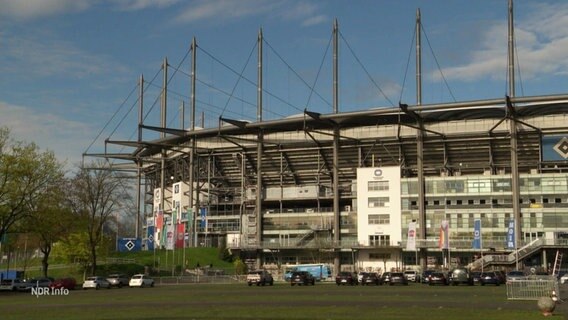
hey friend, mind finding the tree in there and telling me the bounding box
[26,179,76,277]
[68,161,131,275]
[0,127,65,246]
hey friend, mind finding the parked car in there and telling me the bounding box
[82,276,111,290]
[50,278,77,290]
[404,270,420,283]
[471,271,482,284]
[449,268,474,286]
[20,277,54,291]
[335,272,358,286]
[387,272,408,286]
[290,271,315,286]
[494,270,506,284]
[506,270,526,282]
[421,270,436,284]
[428,272,449,286]
[246,270,274,286]
[560,273,568,284]
[107,274,130,288]
[479,272,501,286]
[360,272,383,286]
[129,274,154,288]
[0,278,25,291]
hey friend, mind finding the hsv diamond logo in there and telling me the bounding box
[553,137,568,159]
[125,240,135,251]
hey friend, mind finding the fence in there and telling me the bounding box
[506,277,559,300]
[154,274,245,285]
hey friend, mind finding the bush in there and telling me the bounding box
[233,258,247,275]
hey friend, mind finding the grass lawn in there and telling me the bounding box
[1,282,559,320]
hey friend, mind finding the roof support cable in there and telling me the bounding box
[339,31,395,107]
[420,23,457,102]
[264,38,332,110]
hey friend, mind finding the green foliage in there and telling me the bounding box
[0,126,65,241]
[233,258,247,275]
[217,242,234,262]
[52,232,110,273]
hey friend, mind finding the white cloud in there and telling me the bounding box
[0,30,127,79]
[110,0,181,11]
[0,101,93,166]
[432,2,568,83]
[302,15,327,27]
[0,0,91,19]
[174,0,279,24]
[174,0,325,27]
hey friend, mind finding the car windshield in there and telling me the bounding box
[86,277,97,281]
[132,275,142,279]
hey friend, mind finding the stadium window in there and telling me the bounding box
[368,214,390,225]
[368,197,390,208]
[368,180,389,191]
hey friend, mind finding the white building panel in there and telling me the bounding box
[356,166,402,246]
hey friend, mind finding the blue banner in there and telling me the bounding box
[118,238,142,252]
[146,226,155,251]
[472,219,482,249]
[200,207,207,228]
[507,219,515,249]
[542,135,568,161]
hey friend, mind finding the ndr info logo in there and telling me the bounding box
[31,287,70,298]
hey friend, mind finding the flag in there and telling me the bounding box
[146,226,155,251]
[156,211,164,232]
[175,223,185,248]
[507,219,515,249]
[166,224,174,250]
[406,222,417,251]
[472,219,482,249]
[438,220,449,249]
[200,207,207,229]
[118,238,142,252]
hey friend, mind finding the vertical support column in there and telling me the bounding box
[136,74,144,239]
[508,0,521,263]
[332,19,341,274]
[415,9,427,271]
[160,58,168,229]
[256,29,264,266]
[189,38,197,247]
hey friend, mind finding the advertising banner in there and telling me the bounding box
[406,222,416,251]
[472,219,482,249]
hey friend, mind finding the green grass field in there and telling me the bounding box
[1,282,559,320]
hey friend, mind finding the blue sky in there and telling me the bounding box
[1,0,568,168]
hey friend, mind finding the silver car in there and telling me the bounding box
[82,276,111,290]
[107,274,129,288]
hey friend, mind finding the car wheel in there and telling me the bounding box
[118,283,122,288]
[141,283,145,288]
[96,285,99,290]
[270,280,273,286]
[151,282,154,287]
[248,283,252,286]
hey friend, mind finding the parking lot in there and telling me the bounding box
[1,281,566,319]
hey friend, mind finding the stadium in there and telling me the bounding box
[91,4,568,277]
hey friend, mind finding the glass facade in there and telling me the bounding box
[401,173,568,248]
